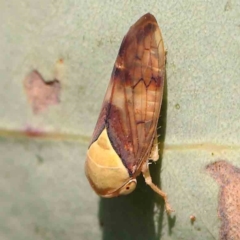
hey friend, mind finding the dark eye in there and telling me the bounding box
[126,186,130,190]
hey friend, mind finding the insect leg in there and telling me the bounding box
[148,133,159,162]
[141,162,174,214]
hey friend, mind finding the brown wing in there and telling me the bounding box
[90,13,165,175]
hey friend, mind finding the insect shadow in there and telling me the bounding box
[98,73,176,240]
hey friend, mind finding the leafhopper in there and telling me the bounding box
[85,13,173,213]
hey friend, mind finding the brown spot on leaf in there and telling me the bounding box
[206,160,240,240]
[24,126,44,138]
[24,70,61,114]
[57,58,64,64]
[190,215,196,224]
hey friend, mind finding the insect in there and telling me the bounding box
[85,13,173,213]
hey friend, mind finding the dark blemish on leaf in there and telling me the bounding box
[24,126,44,138]
[190,215,196,224]
[34,226,40,234]
[97,39,103,47]
[36,154,44,164]
[206,160,240,240]
[34,225,54,238]
[57,58,64,64]
[175,103,180,110]
[24,70,61,114]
